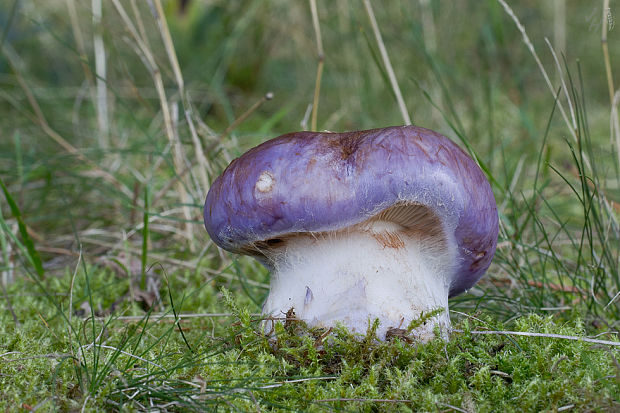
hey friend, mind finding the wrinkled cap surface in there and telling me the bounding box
[204,126,498,296]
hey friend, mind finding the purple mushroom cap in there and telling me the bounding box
[204,126,498,297]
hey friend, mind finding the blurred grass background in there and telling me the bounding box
[0,0,619,410]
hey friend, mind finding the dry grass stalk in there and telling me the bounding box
[602,0,615,104]
[316,398,412,404]
[130,0,150,48]
[150,0,209,194]
[216,92,274,144]
[309,0,324,131]
[150,0,185,95]
[66,249,82,375]
[65,0,96,101]
[111,0,195,246]
[81,343,163,368]
[153,89,273,208]
[363,0,412,125]
[150,0,211,237]
[461,329,620,347]
[1,44,131,198]
[0,220,15,286]
[607,0,620,184]
[92,0,109,148]
[496,0,576,141]
[93,313,243,322]
[185,110,210,193]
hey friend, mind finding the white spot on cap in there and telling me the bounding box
[255,171,274,193]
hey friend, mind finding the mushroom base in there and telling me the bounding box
[261,223,456,341]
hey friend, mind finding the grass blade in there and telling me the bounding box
[0,177,44,279]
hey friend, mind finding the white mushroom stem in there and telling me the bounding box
[261,220,457,341]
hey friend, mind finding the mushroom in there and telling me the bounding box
[204,126,498,341]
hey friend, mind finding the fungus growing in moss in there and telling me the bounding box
[204,126,498,340]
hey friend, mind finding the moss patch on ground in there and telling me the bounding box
[1,273,618,411]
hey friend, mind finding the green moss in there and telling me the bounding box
[0,259,617,412]
[1,269,618,411]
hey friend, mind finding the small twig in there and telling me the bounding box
[213,92,274,146]
[437,402,471,413]
[611,90,620,190]
[455,329,620,347]
[93,312,249,322]
[316,398,412,404]
[363,0,412,125]
[0,351,21,358]
[1,352,71,362]
[309,0,324,131]
[258,376,335,389]
[490,370,511,379]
